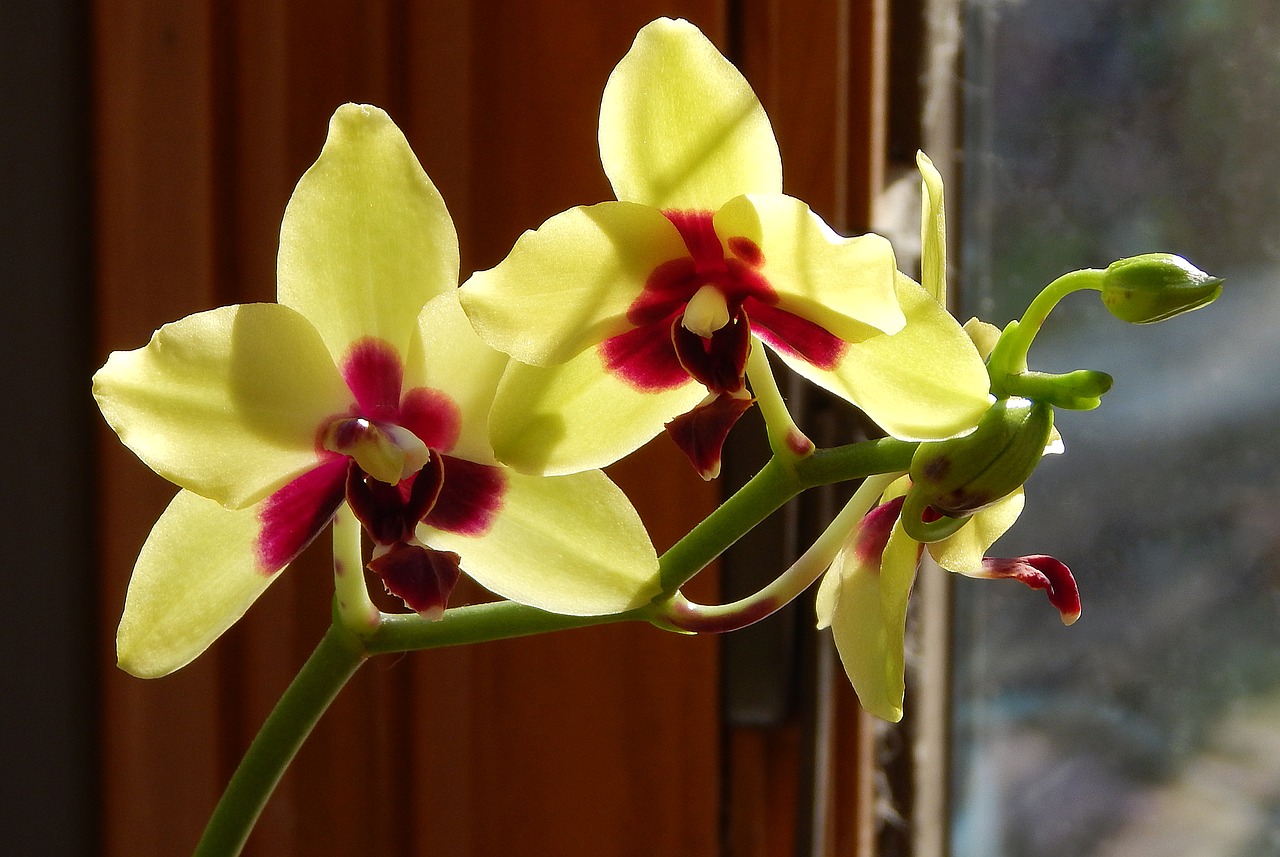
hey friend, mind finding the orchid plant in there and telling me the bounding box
[92,17,1223,857]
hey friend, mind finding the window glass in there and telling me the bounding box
[952,3,1280,855]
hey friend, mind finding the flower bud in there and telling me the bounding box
[902,397,1053,542]
[1101,254,1222,324]
[1005,368,1113,411]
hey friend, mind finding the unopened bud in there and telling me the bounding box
[1005,368,1113,411]
[1101,254,1222,324]
[901,397,1053,542]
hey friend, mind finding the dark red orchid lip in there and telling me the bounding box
[979,554,1081,625]
[367,542,462,619]
[665,391,755,480]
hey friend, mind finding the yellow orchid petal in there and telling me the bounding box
[459,202,686,365]
[928,489,1026,576]
[818,515,920,722]
[277,103,459,364]
[917,151,947,303]
[599,18,781,209]
[488,350,706,475]
[118,490,282,678]
[93,303,353,509]
[421,469,661,615]
[713,193,905,338]
[776,273,992,441]
[405,291,510,466]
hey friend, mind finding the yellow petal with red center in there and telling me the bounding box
[817,515,919,722]
[118,490,282,677]
[459,202,685,366]
[927,489,1026,576]
[405,291,511,465]
[420,469,661,615]
[713,193,905,338]
[93,303,353,509]
[488,349,706,475]
[776,273,992,441]
[917,151,947,304]
[599,18,781,210]
[277,103,459,364]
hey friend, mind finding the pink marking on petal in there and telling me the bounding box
[398,387,461,452]
[853,496,907,567]
[665,392,756,480]
[663,209,725,270]
[728,236,764,267]
[255,456,350,573]
[627,258,701,326]
[720,258,776,304]
[422,456,506,536]
[979,555,1082,625]
[601,318,692,392]
[342,338,404,422]
[604,213,784,395]
[746,299,848,370]
[368,543,461,618]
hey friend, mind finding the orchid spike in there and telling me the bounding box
[459,18,991,479]
[93,105,661,678]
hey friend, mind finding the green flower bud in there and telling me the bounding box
[901,397,1053,542]
[1004,368,1113,411]
[1101,254,1223,324]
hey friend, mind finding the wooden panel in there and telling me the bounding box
[94,4,225,854]
[728,1,889,855]
[94,3,726,856]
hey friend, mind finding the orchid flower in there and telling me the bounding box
[816,154,1078,722]
[93,104,660,679]
[459,18,990,479]
[816,472,1078,721]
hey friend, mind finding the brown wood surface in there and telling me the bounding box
[93,2,888,855]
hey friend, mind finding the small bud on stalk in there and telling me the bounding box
[1101,253,1223,324]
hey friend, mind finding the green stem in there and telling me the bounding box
[365,599,654,654]
[746,339,814,459]
[192,622,366,857]
[332,503,380,634]
[987,268,1105,390]
[660,472,899,632]
[364,435,921,650]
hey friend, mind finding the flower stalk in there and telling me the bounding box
[331,502,380,634]
[745,338,815,461]
[192,622,366,857]
[659,472,897,632]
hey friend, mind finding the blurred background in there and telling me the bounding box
[951,2,1280,855]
